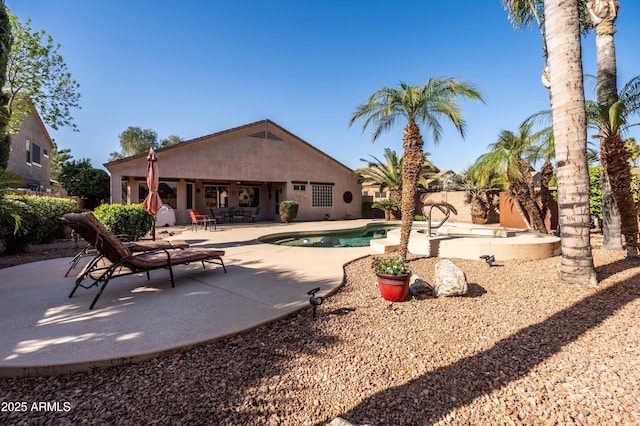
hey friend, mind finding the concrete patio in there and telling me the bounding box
[0,220,376,377]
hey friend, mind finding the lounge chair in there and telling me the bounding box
[64,231,189,277]
[61,212,227,310]
[190,209,216,231]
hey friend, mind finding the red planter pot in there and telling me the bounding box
[376,273,410,302]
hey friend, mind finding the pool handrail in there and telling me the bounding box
[425,203,451,236]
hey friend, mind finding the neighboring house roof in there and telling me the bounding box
[104,119,354,173]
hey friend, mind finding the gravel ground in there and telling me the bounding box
[1,236,640,425]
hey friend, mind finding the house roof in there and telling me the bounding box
[104,119,354,173]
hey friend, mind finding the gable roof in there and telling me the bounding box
[104,119,354,173]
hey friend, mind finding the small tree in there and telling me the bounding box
[58,159,109,208]
[371,199,400,221]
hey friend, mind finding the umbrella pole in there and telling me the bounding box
[150,214,156,240]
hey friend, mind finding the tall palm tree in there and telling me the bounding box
[587,75,640,257]
[353,148,403,219]
[544,0,598,286]
[587,0,638,257]
[350,78,484,261]
[476,123,547,232]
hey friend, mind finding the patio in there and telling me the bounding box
[0,220,374,377]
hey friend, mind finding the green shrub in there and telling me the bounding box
[15,195,77,243]
[279,201,299,223]
[414,215,426,221]
[94,204,150,241]
[0,195,76,253]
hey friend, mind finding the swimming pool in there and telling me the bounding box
[260,223,400,248]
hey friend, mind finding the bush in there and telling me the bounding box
[94,204,150,241]
[414,215,426,221]
[0,195,76,253]
[279,201,299,223]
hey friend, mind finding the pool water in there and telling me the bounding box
[263,224,399,248]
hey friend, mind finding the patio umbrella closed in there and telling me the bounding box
[142,148,163,240]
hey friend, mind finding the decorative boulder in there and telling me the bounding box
[433,259,467,297]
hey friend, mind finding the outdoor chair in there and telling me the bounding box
[64,231,189,278]
[249,206,260,222]
[190,209,216,231]
[61,212,227,310]
[209,208,224,224]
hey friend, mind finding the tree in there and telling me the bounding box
[58,159,109,207]
[452,165,504,224]
[476,123,547,232]
[49,141,72,181]
[160,134,184,147]
[109,126,158,161]
[353,148,403,219]
[350,78,484,261]
[0,4,11,169]
[5,13,80,134]
[587,76,640,257]
[544,0,597,285]
[585,0,628,251]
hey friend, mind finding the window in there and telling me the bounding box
[204,185,228,208]
[186,183,193,209]
[43,149,49,158]
[375,192,387,198]
[238,186,259,207]
[139,181,177,208]
[293,184,306,191]
[32,144,41,165]
[312,184,333,207]
[25,140,31,163]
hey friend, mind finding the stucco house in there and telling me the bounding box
[105,120,362,224]
[5,109,55,192]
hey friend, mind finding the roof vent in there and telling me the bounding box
[249,131,283,141]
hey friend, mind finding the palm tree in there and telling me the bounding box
[350,78,484,261]
[586,0,630,252]
[586,75,640,257]
[353,148,403,219]
[452,165,505,224]
[476,123,547,232]
[545,0,598,285]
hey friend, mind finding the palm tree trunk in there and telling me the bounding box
[539,160,553,223]
[545,0,598,286]
[601,134,638,256]
[398,121,424,261]
[514,159,547,232]
[389,188,402,220]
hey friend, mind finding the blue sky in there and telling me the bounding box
[7,1,640,173]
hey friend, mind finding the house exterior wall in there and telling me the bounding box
[6,111,54,191]
[106,120,362,224]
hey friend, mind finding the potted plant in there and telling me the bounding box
[371,256,411,302]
